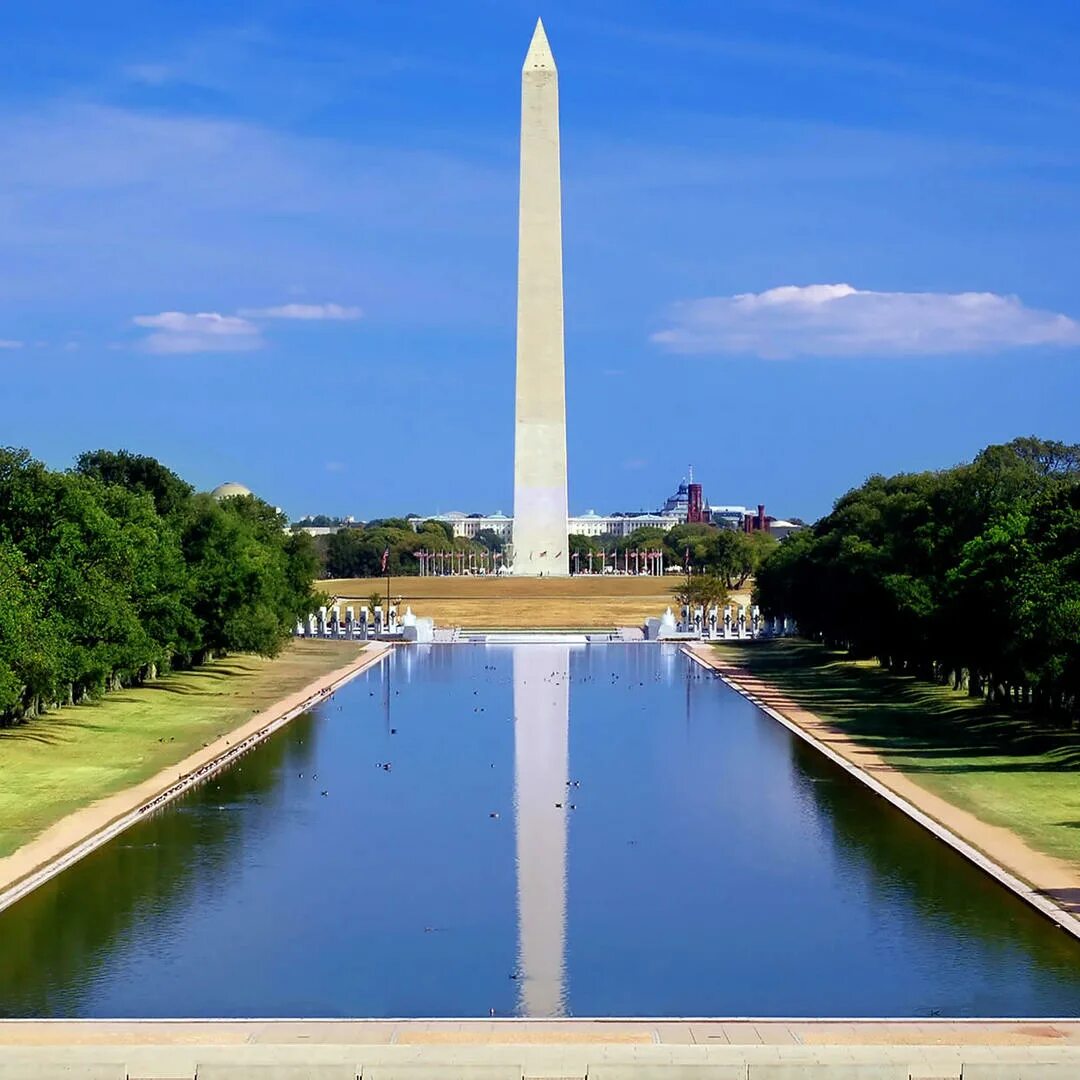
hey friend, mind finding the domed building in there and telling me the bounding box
[210,481,253,500]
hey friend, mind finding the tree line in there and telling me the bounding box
[0,448,320,724]
[754,438,1080,723]
[314,514,780,583]
[569,523,777,586]
[315,518,484,577]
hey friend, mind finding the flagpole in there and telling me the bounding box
[383,547,392,626]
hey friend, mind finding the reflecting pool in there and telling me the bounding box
[1,644,1079,1018]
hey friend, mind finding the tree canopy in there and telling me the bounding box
[320,519,480,577]
[0,447,320,724]
[754,437,1080,723]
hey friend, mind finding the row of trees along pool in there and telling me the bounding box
[755,437,1080,724]
[0,448,321,725]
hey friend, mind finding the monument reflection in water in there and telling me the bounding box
[1,643,1080,1018]
[513,646,570,1015]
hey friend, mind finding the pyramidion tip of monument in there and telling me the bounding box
[524,17,555,71]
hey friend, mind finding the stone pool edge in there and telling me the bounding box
[0,642,391,916]
[683,644,1080,944]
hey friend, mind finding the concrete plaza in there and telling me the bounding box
[1,1019,1079,1077]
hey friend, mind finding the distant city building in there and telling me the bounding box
[568,511,680,538]
[738,504,802,540]
[709,506,751,530]
[405,476,803,544]
[211,481,253,500]
[658,472,749,530]
[294,525,342,536]
[686,481,705,523]
[424,511,513,541]
[769,520,802,541]
[290,513,360,537]
[659,479,692,517]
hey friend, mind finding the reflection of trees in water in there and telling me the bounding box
[0,711,320,1017]
[789,737,1080,983]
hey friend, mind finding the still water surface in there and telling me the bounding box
[2,644,1079,1017]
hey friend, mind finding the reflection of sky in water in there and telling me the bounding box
[1,643,1079,1018]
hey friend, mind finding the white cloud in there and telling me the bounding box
[652,284,1080,358]
[132,311,262,354]
[0,339,22,349]
[239,302,362,320]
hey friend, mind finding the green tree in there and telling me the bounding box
[670,574,729,611]
[0,542,62,717]
[474,528,505,553]
[663,523,718,570]
[74,449,193,520]
[753,437,1080,721]
[567,533,600,572]
[619,526,667,553]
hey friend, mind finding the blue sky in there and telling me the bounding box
[2,0,1079,521]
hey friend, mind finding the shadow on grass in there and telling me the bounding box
[139,665,260,696]
[0,663,265,743]
[0,727,62,746]
[717,640,1080,774]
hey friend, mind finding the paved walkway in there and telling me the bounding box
[1,1020,1079,1077]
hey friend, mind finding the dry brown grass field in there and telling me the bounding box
[318,575,752,629]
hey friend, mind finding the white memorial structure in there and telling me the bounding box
[510,20,570,577]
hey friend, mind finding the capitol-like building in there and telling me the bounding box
[415,478,797,542]
[422,508,680,543]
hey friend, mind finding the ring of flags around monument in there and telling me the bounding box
[410,548,669,575]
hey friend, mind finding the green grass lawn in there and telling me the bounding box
[713,639,1080,868]
[0,640,364,859]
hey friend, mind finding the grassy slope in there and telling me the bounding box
[714,639,1080,867]
[0,640,363,858]
[322,575,752,629]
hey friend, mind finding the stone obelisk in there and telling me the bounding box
[511,18,569,577]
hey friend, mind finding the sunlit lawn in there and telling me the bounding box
[0,640,363,859]
[322,574,751,629]
[714,639,1080,868]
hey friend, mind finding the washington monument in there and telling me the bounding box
[511,19,569,577]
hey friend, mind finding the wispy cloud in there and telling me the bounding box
[132,311,262,354]
[652,284,1080,359]
[122,63,174,86]
[0,103,510,325]
[589,16,1080,117]
[130,301,365,354]
[0,339,22,349]
[238,302,362,320]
